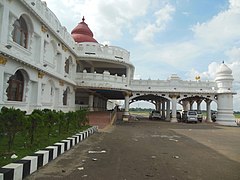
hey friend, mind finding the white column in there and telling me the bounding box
[171,96,178,122]
[190,100,194,110]
[216,94,236,126]
[166,100,171,121]
[94,96,99,111]
[182,100,189,111]
[155,101,159,111]
[124,94,130,116]
[197,100,202,111]
[126,67,131,84]
[161,101,165,119]
[0,62,4,104]
[123,92,130,121]
[88,94,94,112]
[205,100,212,122]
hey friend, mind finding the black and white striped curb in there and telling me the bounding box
[0,126,98,180]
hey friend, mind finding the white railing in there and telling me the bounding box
[75,72,129,90]
[130,79,217,93]
[75,43,130,62]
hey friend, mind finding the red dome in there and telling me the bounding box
[71,17,98,43]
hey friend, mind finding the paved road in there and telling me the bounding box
[27,120,240,180]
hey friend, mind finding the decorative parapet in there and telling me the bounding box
[41,24,48,33]
[130,79,217,93]
[62,43,68,52]
[59,80,64,86]
[75,43,130,63]
[0,56,7,65]
[75,72,129,90]
[38,71,44,78]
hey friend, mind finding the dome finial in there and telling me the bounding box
[82,16,85,22]
[222,60,224,64]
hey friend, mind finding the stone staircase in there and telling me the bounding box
[88,111,113,129]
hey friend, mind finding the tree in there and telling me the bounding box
[76,109,88,127]
[57,111,65,135]
[65,111,75,133]
[42,109,58,139]
[26,109,43,145]
[0,107,26,152]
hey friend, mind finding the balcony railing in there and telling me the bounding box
[75,71,129,90]
[130,79,217,93]
[75,43,130,63]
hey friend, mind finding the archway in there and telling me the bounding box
[179,95,217,122]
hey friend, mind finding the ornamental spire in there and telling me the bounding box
[82,16,85,22]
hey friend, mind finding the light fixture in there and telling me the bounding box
[5,45,12,49]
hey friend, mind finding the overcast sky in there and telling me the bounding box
[44,0,240,111]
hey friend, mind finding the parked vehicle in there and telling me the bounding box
[149,110,161,120]
[170,111,182,121]
[186,110,198,123]
[211,111,217,122]
[197,111,203,122]
[182,111,188,122]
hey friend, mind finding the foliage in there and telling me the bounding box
[42,109,58,139]
[0,107,26,152]
[129,107,153,112]
[76,109,89,127]
[25,109,44,145]
[0,107,89,167]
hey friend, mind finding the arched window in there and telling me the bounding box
[65,59,70,74]
[7,70,24,101]
[63,89,67,105]
[12,16,28,48]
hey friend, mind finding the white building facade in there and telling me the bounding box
[0,0,237,126]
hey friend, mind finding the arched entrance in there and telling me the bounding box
[178,95,217,122]
[130,94,171,120]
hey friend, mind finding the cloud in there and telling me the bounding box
[139,0,240,73]
[191,0,240,49]
[225,46,240,62]
[185,62,220,81]
[134,4,175,43]
[45,0,150,41]
[229,0,240,9]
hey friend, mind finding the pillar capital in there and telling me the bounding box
[38,71,44,78]
[0,56,7,65]
[204,99,212,104]
[123,91,131,97]
[169,93,180,99]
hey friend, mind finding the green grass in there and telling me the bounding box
[234,114,240,119]
[0,125,90,167]
[130,111,150,117]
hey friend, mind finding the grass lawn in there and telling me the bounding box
[234,114,240,119]
[130,111,150,117]
[0,126,90,167]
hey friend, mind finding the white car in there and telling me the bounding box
[149,110,161,120]
[186,111,198,123]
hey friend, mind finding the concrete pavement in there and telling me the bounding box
[26,120,240,180]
